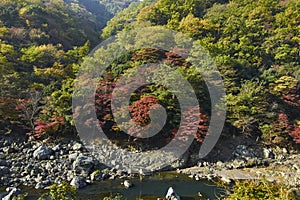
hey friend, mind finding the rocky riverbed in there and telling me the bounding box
[0,133,299,199]
[0,136,136,191]
[180,147,300,187]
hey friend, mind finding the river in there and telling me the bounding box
[1,172,224,199]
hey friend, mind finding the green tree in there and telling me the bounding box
[226,80,268,135]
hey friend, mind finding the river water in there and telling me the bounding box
[1,172,224,199]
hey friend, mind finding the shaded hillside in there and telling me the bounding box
[99,0,141,14]
[0,0,112,135]
[0,0,112,49]
[65,0,113,32]
[101,0,155,38]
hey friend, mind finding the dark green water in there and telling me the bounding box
[78,172,223,199]
[1,172,223,199]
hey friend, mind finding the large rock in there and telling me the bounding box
[73,155,95,175]
[35,182,45,190]
[263,148,275,159]
[52,144,61,152]
[90,170,103,181]
[68,153,79,161]
[233,145,256,159]
[165,187,181,200]
[70,176,87,189]
[72,143,83,151]
[33,146,53,160]
[123,180,133,188]
[2,187,21,200]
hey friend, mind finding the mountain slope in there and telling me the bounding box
[99,0,141,14]
[0,0,113,134]
[0,0,112,49]
[99,0,300,145]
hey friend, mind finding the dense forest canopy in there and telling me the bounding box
[0,0,299,149]
[0,0,112,49]
[0,0,112,135]
[100,0,300,147]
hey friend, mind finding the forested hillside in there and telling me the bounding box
[0,0,300,198]
[0,0,112,136]
[0,0,299,147]
[99,0,300,147]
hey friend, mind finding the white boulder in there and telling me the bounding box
[165,187,180,200]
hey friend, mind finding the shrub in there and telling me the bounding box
[261,112,293,145]
[38,181,77,200]
[291,124,300,144]
[15,92,43,135]
[33,116,64,138]
[225,179,298,200]
[129,95,159,126]
[179,105,208,142]
[275,112,291,136]
[12,193,28,200]
[0,97,19,134]
[131,48,166,63]
[226,79,268,136]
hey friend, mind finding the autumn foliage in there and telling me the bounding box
[291,125,300,144]
[129,95,159,126]
[33,117,64,138]
[174,106,209,142]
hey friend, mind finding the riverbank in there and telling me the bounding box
[0,133,299,199]
[180,153,300,187]
[0,134,135,190]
